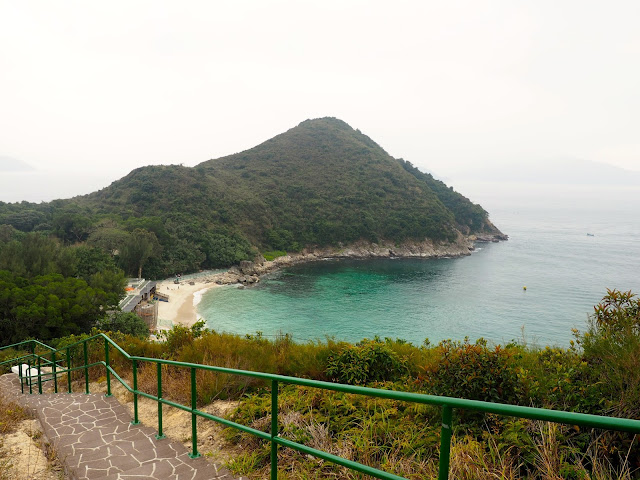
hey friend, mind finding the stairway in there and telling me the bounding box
[0,374,244,480]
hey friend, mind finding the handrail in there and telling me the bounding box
[0,339,57,352]
[3,333,640,480]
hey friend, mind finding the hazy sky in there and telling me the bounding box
[1,1,639,203]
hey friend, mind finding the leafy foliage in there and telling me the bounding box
[0,233,76,277]
[417,338,524,404]
[0,232,127,346]
[325,338,409,385]
[399,159,497,235]
[118,228,161,278]
[96,311,150,338]
[0,271,119,346]
[576,289,640,418]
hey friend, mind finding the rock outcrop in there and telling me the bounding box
[198,234,507,287]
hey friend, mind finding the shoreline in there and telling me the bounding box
[155,233,507,329]
[156,281,223,330]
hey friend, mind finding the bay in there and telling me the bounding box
[198,183,640,347]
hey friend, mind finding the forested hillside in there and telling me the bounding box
[0,118,503,280]
[0,230,126,345]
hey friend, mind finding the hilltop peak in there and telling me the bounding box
[297,117,354,129]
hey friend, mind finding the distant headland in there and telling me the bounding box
[0,117,505,283]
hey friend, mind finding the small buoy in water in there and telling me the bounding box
[523,286,527,291]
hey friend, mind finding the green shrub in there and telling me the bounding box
[96,311,150,338]
[0,347,25,374]
[417,338,524,405]
[325,339,408,385]
[160,320,206,356]
[576,289,640,418]
[518,346,597,412]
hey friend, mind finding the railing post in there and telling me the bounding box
[105,338,112,397]
[189,367,200,458]
[52,351,58,393]
[27,358,32,394]
[66,347,72,393]
[132,359,140,425]
[19,360,24,394]
[438,405,453,480]
[156,362,165,440]
[271,379,279,480]
[37,353,43,394]
[83,341,89,394]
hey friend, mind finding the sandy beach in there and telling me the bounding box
[153,235,498,331]
[156,280,221,330]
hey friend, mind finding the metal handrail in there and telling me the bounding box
[3,335,640,480]
[1,339,56,352]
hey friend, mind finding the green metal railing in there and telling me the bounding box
[2,334,640,480]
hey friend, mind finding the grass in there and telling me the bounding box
[0,393,66,480]
[0,393,31,435]
[262,250,287,262]
[0,395,32,480]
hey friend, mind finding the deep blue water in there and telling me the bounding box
[198,184,640,346]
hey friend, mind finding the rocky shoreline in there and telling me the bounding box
[203,232,508,287]
[156,232,508,328]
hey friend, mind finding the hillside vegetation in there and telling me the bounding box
[2,290,637,478]
[0,118,501,279]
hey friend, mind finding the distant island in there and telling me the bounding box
[0,117,505,280]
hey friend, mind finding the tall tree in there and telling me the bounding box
[119,228,161,279]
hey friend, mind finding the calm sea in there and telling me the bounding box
[198,183,640,347]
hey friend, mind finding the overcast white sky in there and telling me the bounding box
[1,0,639,203]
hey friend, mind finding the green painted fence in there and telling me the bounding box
[2,334,640,480]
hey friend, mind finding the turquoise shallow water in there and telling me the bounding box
[198,184,640,347]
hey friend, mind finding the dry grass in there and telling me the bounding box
[528,420,637,480]
[449,436,521,480]
[0,393,31,435]
[0,394,65,480]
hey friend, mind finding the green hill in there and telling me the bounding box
[0,118,503,278]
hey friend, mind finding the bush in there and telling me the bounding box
[417,338,523,405]
[518,346,596,412]
[160,319,206,356]
[96,312,150,338]
[576,289,640,418]
[325,339,408,385]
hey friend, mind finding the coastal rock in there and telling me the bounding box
[239,260,255,275]
[196,233,506,288]
[473,233,510,243]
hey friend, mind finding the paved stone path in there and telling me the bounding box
[0,373,245,480]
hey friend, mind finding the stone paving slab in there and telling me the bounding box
[0,374,244,480]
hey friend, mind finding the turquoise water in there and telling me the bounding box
[198,184,640,346]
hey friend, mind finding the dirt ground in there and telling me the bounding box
[0,418,65,480]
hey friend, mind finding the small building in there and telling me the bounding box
[134,302,159,331]
[119,279,158,330]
